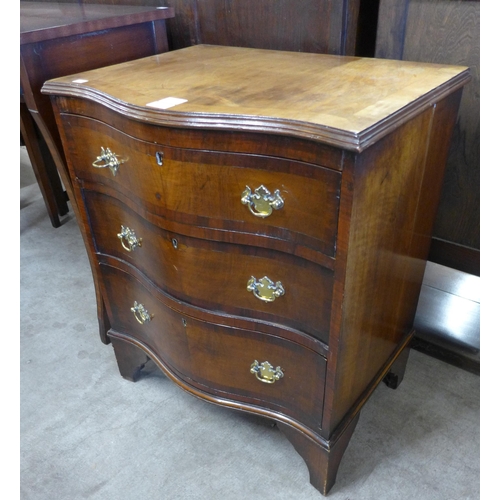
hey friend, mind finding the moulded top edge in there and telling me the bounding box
[41,45,471,152]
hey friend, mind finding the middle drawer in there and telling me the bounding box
[85,190,333,344]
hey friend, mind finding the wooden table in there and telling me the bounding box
[20,1,175,227]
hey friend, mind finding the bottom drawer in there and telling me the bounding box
[100,263,327,430]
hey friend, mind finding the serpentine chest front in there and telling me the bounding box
[43,45,469,495]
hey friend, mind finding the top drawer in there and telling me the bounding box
[61,114,342,257]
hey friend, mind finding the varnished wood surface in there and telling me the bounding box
[46,45,470,495]
[98,251,329,358]
[190,0,356,55]
[42,44,470,152]
[20,2,174,44]
[100,263,327,430]
[62,113,342,259]
[20,1,174,230]
[404,0,480,250]
[37,0,361,55]
[55,99,340,271]
[375,0,410,60]
[428,238,479,277]
[21,1,176,333]
[54,95,345,170]
[85,190,335,343]
[325,92,462,431]
[328,108,433,428]
[278,413,360,495]
[20,100,69,226]
[376,0,480,256]
[109,334,150,382]
[21,1,174,156]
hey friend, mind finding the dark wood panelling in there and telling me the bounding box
[428,237,480,276]
[375,0,409,59]
[403,0,480,251]
[195,0,346,54]
[29,0,362,55]
[376,0,480,267]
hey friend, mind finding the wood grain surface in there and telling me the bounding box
[61,113,342,260]
[85,190,335,343]
[100,263,327,430]
[42,44,469,151]
[29,0,360,55]
[403,0,480,250]
[376,0,479,256]
[20,1,174,44]
[46,44,470,495]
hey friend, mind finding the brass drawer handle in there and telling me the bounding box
[247,276,285,302]
[250,360,284,384]
[131,301,153,324]
[117,225,142,252]
[241,185,284,218]
[92,147,127,176]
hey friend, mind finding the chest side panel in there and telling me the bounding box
[328,95,462,430]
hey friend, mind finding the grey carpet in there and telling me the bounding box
[20,147,480,499]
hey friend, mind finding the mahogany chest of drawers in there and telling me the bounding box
[43,45,469,495]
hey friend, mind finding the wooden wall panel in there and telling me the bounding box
[374,0,409,60]
[26,0,361,55]
[194,0,348,54]
[403,0,480,251]
[376,0,480,272]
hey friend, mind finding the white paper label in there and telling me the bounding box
[146,97,188,109]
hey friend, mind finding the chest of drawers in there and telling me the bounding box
[43,45,469,495]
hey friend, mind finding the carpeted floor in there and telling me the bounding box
[20,146,480,499]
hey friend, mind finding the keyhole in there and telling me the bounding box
[172,238,178,249]
[156,152,163,166]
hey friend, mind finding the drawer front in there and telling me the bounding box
[62,114,341,257]
[61,115,166,211]
[100,264,327,429]
[85,190,333,343]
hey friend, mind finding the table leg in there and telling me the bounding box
[20,100,69,227]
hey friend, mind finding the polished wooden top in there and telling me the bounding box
[42,44,469,151]
[20,2,174,45]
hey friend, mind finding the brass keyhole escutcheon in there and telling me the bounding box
[241,185,284,218]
